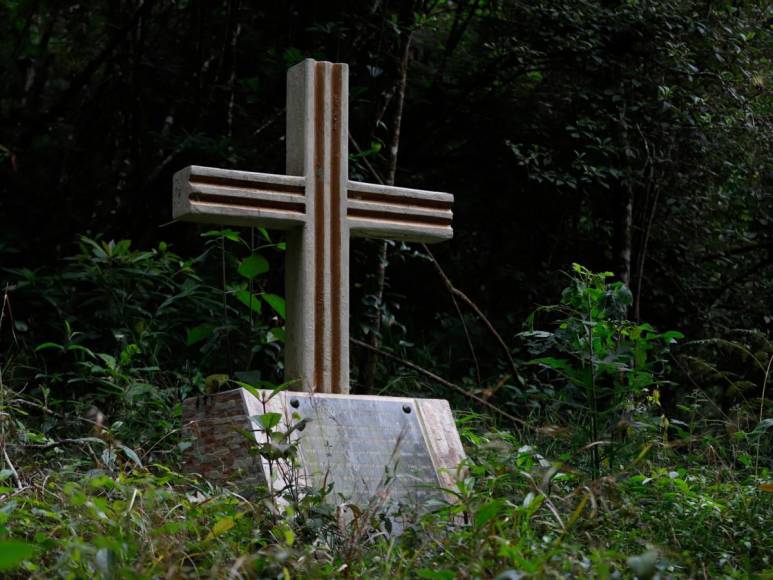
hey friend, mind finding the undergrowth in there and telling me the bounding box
[0,430,769,578]
[0,237,770,578]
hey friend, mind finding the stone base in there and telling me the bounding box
[181,388,466,505]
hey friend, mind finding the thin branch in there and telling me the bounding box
[755,354,773,476]
[384,28,413,186]
[141,426,185,461]
[18,438,105,451]
[422,245,522,384]
[2,448,22,489]
[349,133,384,185]
[450,292,482,386]
[1,283,18,345]
[360,25,415,390]
[253,107,285,137]
[633,124,660,321]
[350,132,517,389]
[351,337,528,428]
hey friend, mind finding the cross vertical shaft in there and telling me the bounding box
[285,60,349,394]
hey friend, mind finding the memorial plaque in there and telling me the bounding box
[242,390,463,510]
[184,388,465,513]
[290,396,440,506]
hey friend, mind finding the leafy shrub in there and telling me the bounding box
[1,232,285,451]
[1,248,770,578]
[516,264,683,475]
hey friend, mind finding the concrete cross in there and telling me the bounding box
[173,59,453,394]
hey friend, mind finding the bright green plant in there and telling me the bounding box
[1,233,286,455]
[520,264,683,476]
[2,245,771,578]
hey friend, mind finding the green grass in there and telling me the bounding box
[1,241,770,578]
[0,428,770,578]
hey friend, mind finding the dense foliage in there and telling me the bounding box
[1,241,771,577]
[0,0,771,577]
[1,0,771,343]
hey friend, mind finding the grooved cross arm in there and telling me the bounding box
[173,59,454,394]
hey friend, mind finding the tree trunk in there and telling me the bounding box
[359,26,414,392]
[615,104,633,289]
[618,186,633,288]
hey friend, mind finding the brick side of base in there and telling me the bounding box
[181,390,264,486]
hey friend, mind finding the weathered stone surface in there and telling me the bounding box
[182,388,465,510]
[182,389,263,486]
[172,59,453,395]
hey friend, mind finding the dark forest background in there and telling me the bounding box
[2,0,770,345]
[0,2,772,576]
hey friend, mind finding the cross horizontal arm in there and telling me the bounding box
[347,181,453,243]
[173,165,307,228]
[172,60,455,396]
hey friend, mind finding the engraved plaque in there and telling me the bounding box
[184,389,466,516]
[292,396,440,507]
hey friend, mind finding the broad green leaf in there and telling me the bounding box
[157,284,198,313]
[66,344,95,358]
[257,412,282,430]
[474,499,505,528]
[201,229,241,242]
[237,254,269,279]
[527,357,572,372]
[268,380,295,399]
[658,330,685,343]
[88,475,116,490]
[204,374,230,393]
[0,540,37,570]
[517,330,552,339]
[204,516,235,541]
[34,342,64,353]
[114,239,132,255]
[234,380,261,401]
[186,324,214,346]
[97,353,117,369]
[118,445,143,468]
[261,293,286,318]
[234,370,261,385]
[266,327,285,343]
[752,418,773,434]
[282,527,295,546]
[80,236,107,258]
[234,289,262,314]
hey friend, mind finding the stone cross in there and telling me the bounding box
[177,61,465,514]
[174,59,453,394]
